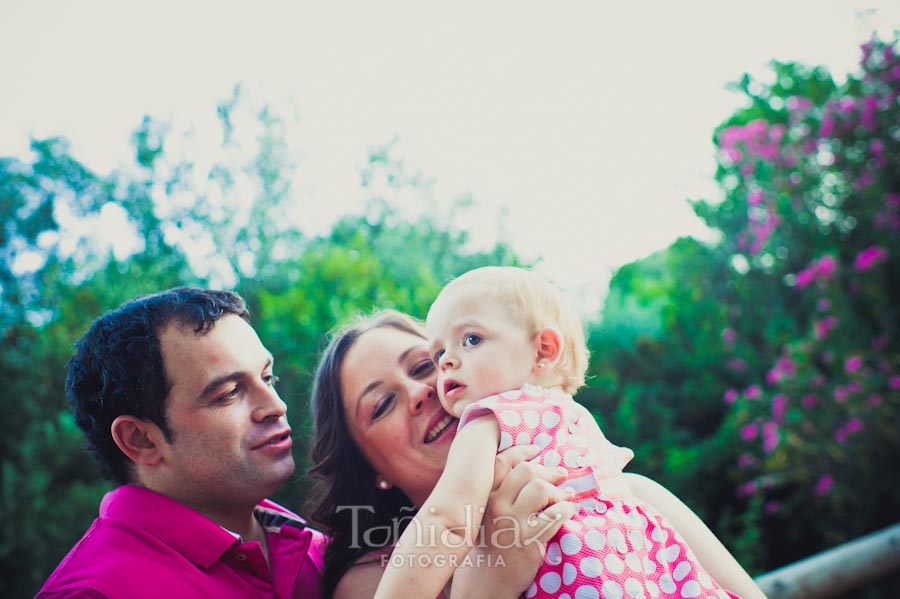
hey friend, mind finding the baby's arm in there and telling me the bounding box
[624,473,768,599]
[374,417,499,599]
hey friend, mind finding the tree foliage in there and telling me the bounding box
[587,34,900,597]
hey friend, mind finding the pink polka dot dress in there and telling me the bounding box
[458,385,741,599]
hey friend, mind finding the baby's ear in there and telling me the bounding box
[533,327,562,365]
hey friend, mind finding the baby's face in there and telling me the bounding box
[426,287,537,417]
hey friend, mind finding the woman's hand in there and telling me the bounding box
[451,445,576,599]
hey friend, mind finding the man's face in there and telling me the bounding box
[153,314,295,511]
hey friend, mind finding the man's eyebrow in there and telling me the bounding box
[354,345,418,420]
[197,355,274,401]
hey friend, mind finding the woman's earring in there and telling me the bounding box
[376,476,392,491]
[538,361,546,369]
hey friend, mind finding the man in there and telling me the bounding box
[37,288,327,598]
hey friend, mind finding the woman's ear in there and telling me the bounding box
[533,327,562,367]
[110,415,165,467]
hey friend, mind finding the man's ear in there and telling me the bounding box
[533,327,562,366]
[110,415,166,467]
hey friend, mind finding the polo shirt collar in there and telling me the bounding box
[100,485,246,569]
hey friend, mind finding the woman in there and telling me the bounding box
[307,310,755,598]
[307,310,575,599]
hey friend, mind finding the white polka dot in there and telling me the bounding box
[609,510,631,525]
[523,409,540,428]
[624,552,642,572]
[564,450,583,468]
[698,569,712,589]
[624,578,644,598]
[545,542,562,565]
[601,580,623,599]
[498,431,513,451]
[604,553,625,574]
[583,516,606,528]
[651,526,668,543]
[500,410,521,426]
[656,544,681,563]
[542,411,561,428]
[631,512,649,530]
[608,528,628,553]
[659,574,676,594]
[628,529,644,551]
[563,562,578,584]
[501,390,522,399]
[534,432,552,448]
[561,533,582,555]
[576,585,600,599]
[543,450,561,467]
[584,529,606,550]
[580,556,603,578]
[643,557,657,575]
[516,431,532,445]
[560,595,571,599]
[556,428,568,445]
[674,560,692,582]
[525,582,537,598]
[566,520,584,532]
[680,580,701,598]
[540,572,562,593]
[645,580,660,598]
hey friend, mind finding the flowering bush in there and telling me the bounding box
[695,35,900,556]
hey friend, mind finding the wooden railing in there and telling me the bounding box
[754,522,900,599]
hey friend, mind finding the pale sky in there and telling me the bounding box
[2,1,899,314]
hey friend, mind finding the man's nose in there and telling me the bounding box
[252,382,287,421]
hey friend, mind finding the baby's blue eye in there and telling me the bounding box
[464,334,482,347]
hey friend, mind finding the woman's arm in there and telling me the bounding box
[624,473,768,599]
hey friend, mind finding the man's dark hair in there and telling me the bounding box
[66,287,250,484]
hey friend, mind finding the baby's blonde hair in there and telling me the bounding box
[433,266,589,394]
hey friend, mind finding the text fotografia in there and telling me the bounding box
[335,504,562,550]
[381,552,507,569]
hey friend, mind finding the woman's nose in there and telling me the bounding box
[409,382,434,414]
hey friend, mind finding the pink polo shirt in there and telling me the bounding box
[37,485,328,599]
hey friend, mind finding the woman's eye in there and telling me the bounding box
[372,394,395,420]
[412,360,435,378]
[264,374,280,387]
[432,350,444,364]
[463,334,482,347]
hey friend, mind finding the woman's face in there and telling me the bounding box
[340,327,458,506]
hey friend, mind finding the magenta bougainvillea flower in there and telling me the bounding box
[853,245,888,271]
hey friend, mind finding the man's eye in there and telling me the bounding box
[217,387,240,403]
[373,394,395,420]
[464,334,482,347]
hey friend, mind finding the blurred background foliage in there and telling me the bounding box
[2,35,898,598]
